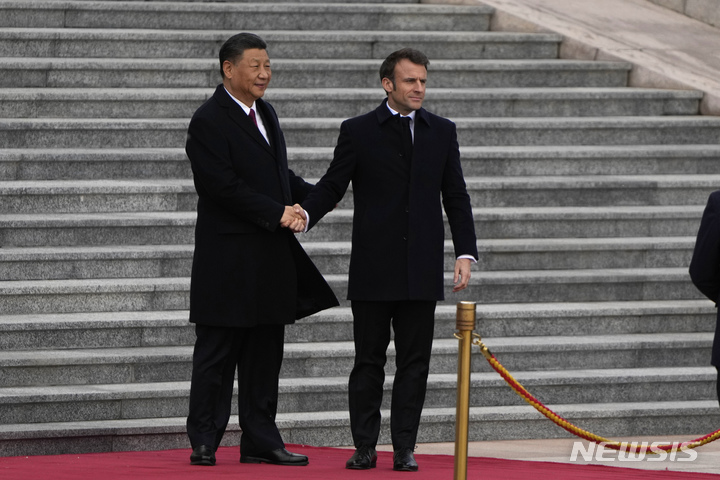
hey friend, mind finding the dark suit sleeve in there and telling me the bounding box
[288,169,314,204]
[440,123,478,259]
[262,100,314,203]
[690,191,720,303]
[186,110,284,231]
[301,120,356,229]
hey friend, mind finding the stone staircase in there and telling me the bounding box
[1,0,720,457]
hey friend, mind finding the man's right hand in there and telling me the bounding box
[280,205,306,233]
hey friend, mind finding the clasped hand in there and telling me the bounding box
[280,204,306,233]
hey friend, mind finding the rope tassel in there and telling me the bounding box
[473,335,720,453]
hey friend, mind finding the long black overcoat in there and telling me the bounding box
[690,189,720,366]
[186,85,338,327]
[302,100,478,301]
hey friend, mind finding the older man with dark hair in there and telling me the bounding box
[300,47,478,472]
[185,32,338,468]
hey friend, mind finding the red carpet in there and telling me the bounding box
[0,444,717,480]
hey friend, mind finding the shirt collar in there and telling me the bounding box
[224,87,256,115]
[385,102,416,121]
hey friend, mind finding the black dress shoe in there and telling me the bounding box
[346,445,377,470]
[393,448,418,471]
[190,445,216,466]
[240,447,309,466]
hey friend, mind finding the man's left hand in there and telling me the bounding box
[453,258,472,292]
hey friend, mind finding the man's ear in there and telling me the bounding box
[222,60,234,79]
[381,77,394,94]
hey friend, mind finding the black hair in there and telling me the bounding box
[219,33,268,78]
[379,48,429,93]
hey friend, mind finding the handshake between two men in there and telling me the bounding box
[280,204,307,233]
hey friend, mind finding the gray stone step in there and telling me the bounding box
[0,205,704,248]
[0,367,714,425]
[465,174,720,207]
[472,300,715,338]
[458,144,720,177]
[0,300,713,350]
[0,400,717,455]
[1,2,492,31]
[475,236,696,271]
[0,267,705,315]
[0,212,197,247]
[0,333,711,389]
[1,174,715,215]
[303,205,706,241]
[3,145,720,181]
[465,205,704,239]
[0,277,191,315]
[0,245,196,280]
[0,179,196,213]
[61,0,418,3]
[0,29,561,59]
[0,57,632,89]
[3,116,720,149]
[0,87,700,118]
[0,148,193,181]
[464,268,702,305]
[283,116,720,148]
[0,236,699,281]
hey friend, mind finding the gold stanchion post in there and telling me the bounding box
[454,301,476,480]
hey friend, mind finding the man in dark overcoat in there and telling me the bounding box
[300,48,478,472]
[689,189,720,407]
[185,32,338,467]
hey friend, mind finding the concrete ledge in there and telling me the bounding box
[429,0,720,115]
[648,0,720,29]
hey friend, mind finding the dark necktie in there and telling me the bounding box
[249,108,270,145]
[399,115,413,162]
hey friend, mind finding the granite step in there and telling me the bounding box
[0,333,711,389]
[0,57,632,89]
[464,175,720,207]
[0,148,194,181]
[0,400,717,455]
[61,0,419,3]
[0,244,197,281]
[456,144,720,177]
[282,116,720,148]
[0,300,712,351]
[0,236,698,281]
[0,367,714,425]
[0,88,700,119]
[0,267,705,314]
[0,180,196,214]
[2,116,720,149]
[1,2,492,31]
[1,174,716,215]
[3,145,720,181]
[0,205,704,247]
[0,212,198,247]
[463,268,702,305]
[302,205,706,241]
[0,29,562,59]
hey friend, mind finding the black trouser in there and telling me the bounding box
[187,323,285,455]
[348,300,436,450]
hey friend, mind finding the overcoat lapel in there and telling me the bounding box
[411,108,431,175]
[257,98,293,203]
[215,86,275,157]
